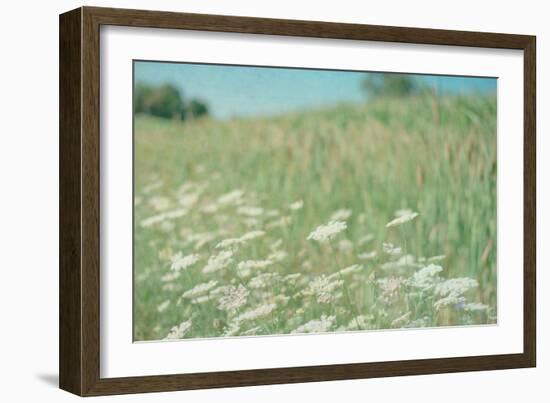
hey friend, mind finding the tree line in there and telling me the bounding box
[134,83,209,121]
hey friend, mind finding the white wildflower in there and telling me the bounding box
[331,209,352,221]
[345,315,374,330]
[266,216,292,229]
[191,295,212,305]
[434,277,479,310]
[428,255,446,262]
[217,285,249,311]
[265,209,280,217]
[377,277,406,301]
[202,250,234,274]
[386,211,419,227]
[200,202,219,214]
[242,326,262,336]
[142,180,163,194]
[435,277,478,298]
[216,230,266,249]
[433,295,467,310]
[237,260,273,271]
[181,280,218,299]
[248,273,280,289]
[357,251,377,260]
[237,206,264,217]
[338,264,363,276]
[391,311,412,327]
[178,193,199,208]
[157,300,170,313]
[304,275,343,304]
[291,315,336,334]
[239,230,266,242]
[215,237,242,249]
[187,232,217,250]
[408,264,443,290]
[160,271,180,283]
[307,220,347,243]
[217,189,245,206]
[395,208,414,217]
[164,319,192,340]
[164,208,188,219]
[381,254,417,270]
[383,242,402,255]
[289,200,304,210]
[149,196,171,211]
[140,208,187,228]
[223,322,240,337]
[170,252,200,272]
[267,250,288,262]
[405,316,431,328]
[235,303,277,323]
[284,273,302,283]
[140,213,167,228]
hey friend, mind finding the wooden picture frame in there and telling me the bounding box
[59,6,536,396]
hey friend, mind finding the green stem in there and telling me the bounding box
[329,243,362,330]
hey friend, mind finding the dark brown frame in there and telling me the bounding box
[60,6,536,396]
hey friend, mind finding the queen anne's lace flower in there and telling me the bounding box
[383,242,402,255]
[248,273,279,289]
[289,200,304,210]
[170,252,200,272]
[357,251,377,260]
[203,250,233,274]
[291,315,336,334]
[386,211,419,227]
[164,319,192,340]
[307,220,347,243]
[304,275,343,303]
[157,300,170,313]
[408,264,443,291]
[217,284,249,311]
[181,280,218,299]
[330,209,352,221]
[433,277,479,310]
[235,303,277,323]
[217,189,245,206]
[237,206,264,217]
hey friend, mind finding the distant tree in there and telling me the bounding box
[134,82,184,119]
[134,83,154,114]
[187,99,209,119]
[148,84,184,119]
[134,82,210,121]
[361,73,425,99]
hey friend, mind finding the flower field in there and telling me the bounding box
[133,93,497,341]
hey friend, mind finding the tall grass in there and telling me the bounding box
[133,93,497,341]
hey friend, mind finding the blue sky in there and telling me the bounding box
[134,61,496,120]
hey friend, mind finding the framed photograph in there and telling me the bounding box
[59,6,536,396]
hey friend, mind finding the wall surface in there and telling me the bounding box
[0,0,546,401]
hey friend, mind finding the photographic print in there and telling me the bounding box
[132,61,497,342]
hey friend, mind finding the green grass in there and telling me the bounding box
[133,93,497,341]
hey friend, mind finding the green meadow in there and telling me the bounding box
[133,93,497,341]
